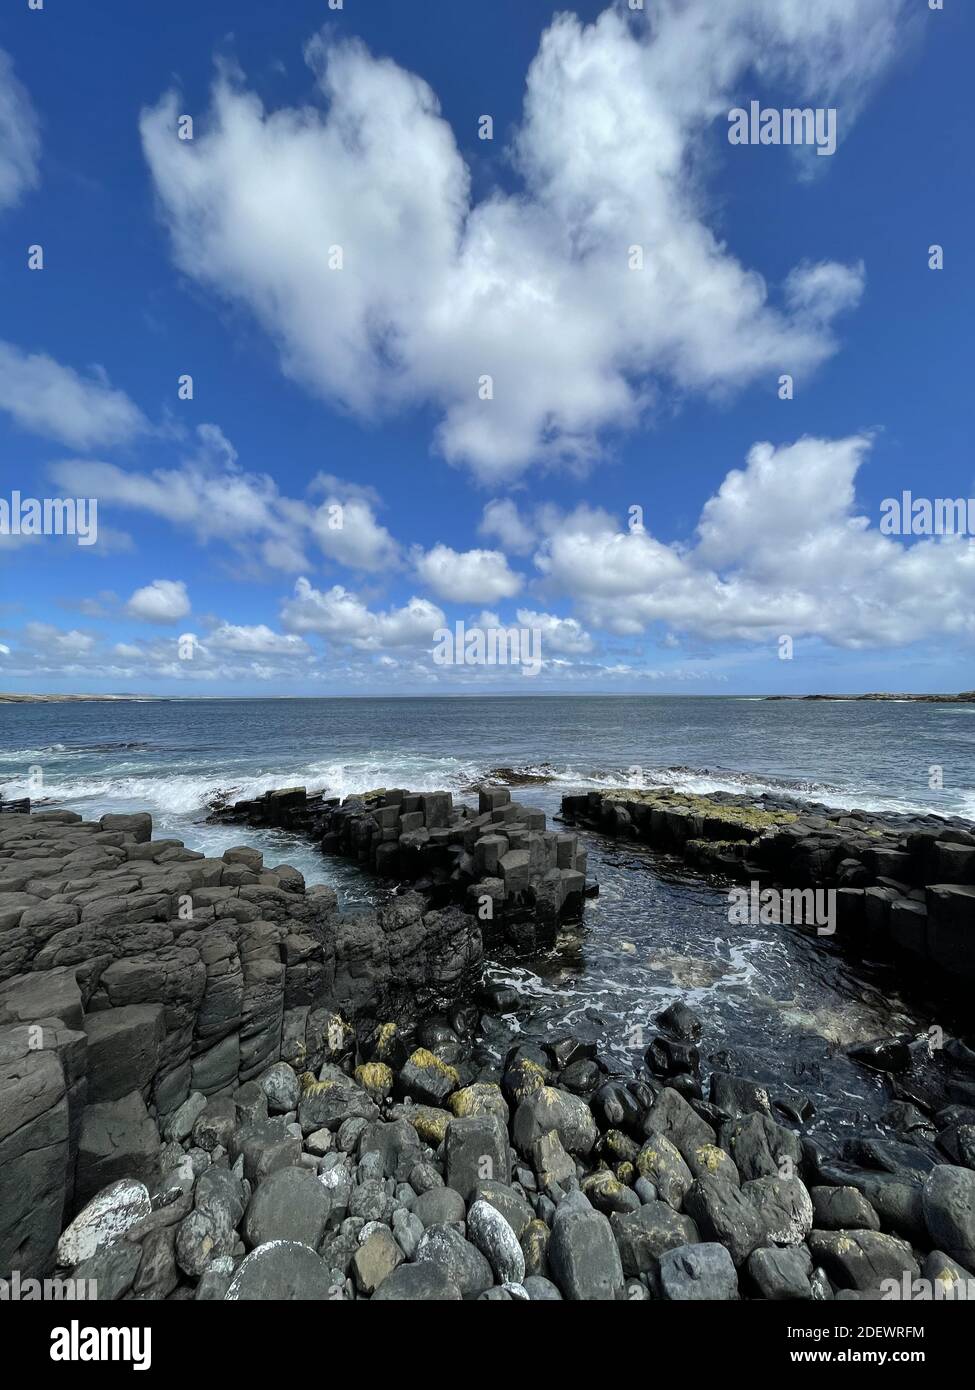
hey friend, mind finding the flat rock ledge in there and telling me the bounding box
[561,787,975,989]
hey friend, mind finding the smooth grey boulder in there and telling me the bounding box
[72,1241,142,1301]
[225,1241,335,1299]
[922,1165,975,1269]
[808,1229,920,1291]
[658,1242,739,1300]
[811,1185,881,1232]
[549,1195,624,1300]
[747,1245,816,1300]
[523,1274,563,1300]
[162,1091,207,1143]
[243,1165,331,1249]
[467,1198,525,1284]
[371,1261,462,1301]
[57,1179,152,1267]
[415,1222,494,1299]
[413,1185,466,1229]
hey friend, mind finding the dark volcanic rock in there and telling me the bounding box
[658,1242,739,1300]
[550,1195,625,1300]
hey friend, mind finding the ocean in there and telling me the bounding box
[2,694,973,835]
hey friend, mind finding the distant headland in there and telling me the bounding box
[0,693,166,703]
[765,692,975,703]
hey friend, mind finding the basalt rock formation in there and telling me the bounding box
[212,784,591,948]
[561,787,975,988]
[3,797,975,1301]
[0,804,485,1278]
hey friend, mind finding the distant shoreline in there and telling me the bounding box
[0,694,167,704]
[2,690,973,704]
[764,692,975,704]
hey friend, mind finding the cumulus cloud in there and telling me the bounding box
[126,579,191,624]
[281,577,445,650]
[535,434,975,648]
[140,1,909,481]
[478,499,536,556]
[206,622,309,656]
[0,623,318,690]
[413,544,522,603]
[515,608,593,655]
[784,260,866,322]
[52,425,398,574]
[0,341,147,449]
[21,623,95,657]
[0,50,40,212]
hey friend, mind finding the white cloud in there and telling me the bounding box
[52,427,397,574]
[0,341,147,449]
[281,576,445,649]
[479,499,536,556]
[413,543,522,603]
[0,50,40,212]
[308,495,399,572]
[207,622,309,656]
[126,579,191,624]
[535,434,975,648]
[515,608,593,655]
[21,623,96,657]
[140,3,909,480]
[784,260,866,322]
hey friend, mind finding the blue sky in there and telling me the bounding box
[0,0,972,696]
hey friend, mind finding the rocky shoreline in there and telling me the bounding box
[561,786,975,992]
[210,784,592,950]
[2,790,975,1302]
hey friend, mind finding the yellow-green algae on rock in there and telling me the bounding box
[449,1082,509,1123]
[397,1104,451,1145]
[607,787,798,836]
[405,1047,460,1087]
[354,1062,394,1096]
[373,1022,399,1064]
